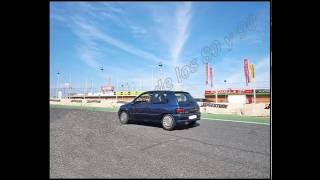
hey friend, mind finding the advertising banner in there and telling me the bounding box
[205,89,255,95]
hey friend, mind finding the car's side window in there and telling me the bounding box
[134,93,151,104]
[175,92,194,103]
[151,92,167,104]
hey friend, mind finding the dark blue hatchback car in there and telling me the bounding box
[118,91,201,130]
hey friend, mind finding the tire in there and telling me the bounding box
[119,111,129,124]
[162,114,176,131]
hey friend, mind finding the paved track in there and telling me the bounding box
[50,108,270,178]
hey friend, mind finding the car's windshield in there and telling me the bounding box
[174,92,195,104]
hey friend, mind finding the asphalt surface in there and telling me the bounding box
[50,108,270,178]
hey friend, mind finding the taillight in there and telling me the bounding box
[176,108,185,114]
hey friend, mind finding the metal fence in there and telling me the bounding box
[50,80,270,99]
[50,87,99,99]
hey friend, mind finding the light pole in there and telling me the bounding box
[159,62,164,90]
[68,73,71,99]
[152,68,154,90]
[121,84,124,101]
[83,78,87,101]
[56,71,60,99]
[140,79,143,91]
[224,80,227,103]
[215,85,218,103]
[91,80,93,96]
[115,75,118,102]
[159,62,163,79]
[151,64,161,90]
[253,79,256,104]
[100,66,104,99]
[151,63,161,90]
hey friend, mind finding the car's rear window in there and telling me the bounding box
[174,92,195,104]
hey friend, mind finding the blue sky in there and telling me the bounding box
[50,2,270,97]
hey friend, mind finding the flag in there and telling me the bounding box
[250,64,255,80]
[205,63,208,85]
[244,59,249,86]
[212,66,214,87]
[210,67,212,88]
[247,63,251,83]
[248,64,251,83]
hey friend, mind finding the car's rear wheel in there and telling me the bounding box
[162,114,176,131]
[119,111,129,124]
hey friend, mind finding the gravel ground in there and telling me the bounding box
[50,108,270,178]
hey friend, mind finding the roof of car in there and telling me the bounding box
[144,90,189,93]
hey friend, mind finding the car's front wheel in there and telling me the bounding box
[119,111,129,124]
[162,114,176,131]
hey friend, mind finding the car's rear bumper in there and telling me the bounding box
[172,113,201,124]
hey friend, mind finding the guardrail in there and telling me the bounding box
[50,99,61,102]
[200,102,228,108]
[87,100,101,103]
[70,100,82,103]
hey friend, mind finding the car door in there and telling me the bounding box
[148,92,168,122]
[132,92,152,120]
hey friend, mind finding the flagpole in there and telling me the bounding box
[215,86,217,103]
[152,68,154,90]
[253,79,256,104]
[116,76,118,103]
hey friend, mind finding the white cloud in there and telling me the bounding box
[101,2,126,14]
[51,5,171,85]
[97,3,149,38]
[151,2,192,67]
[77,46,101,68]
[95,28,164,64]
[50,14,67,22]
[58,2,170,66]
[171,2,192,66]
[129,25,147,37]
[71,16,169,67]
